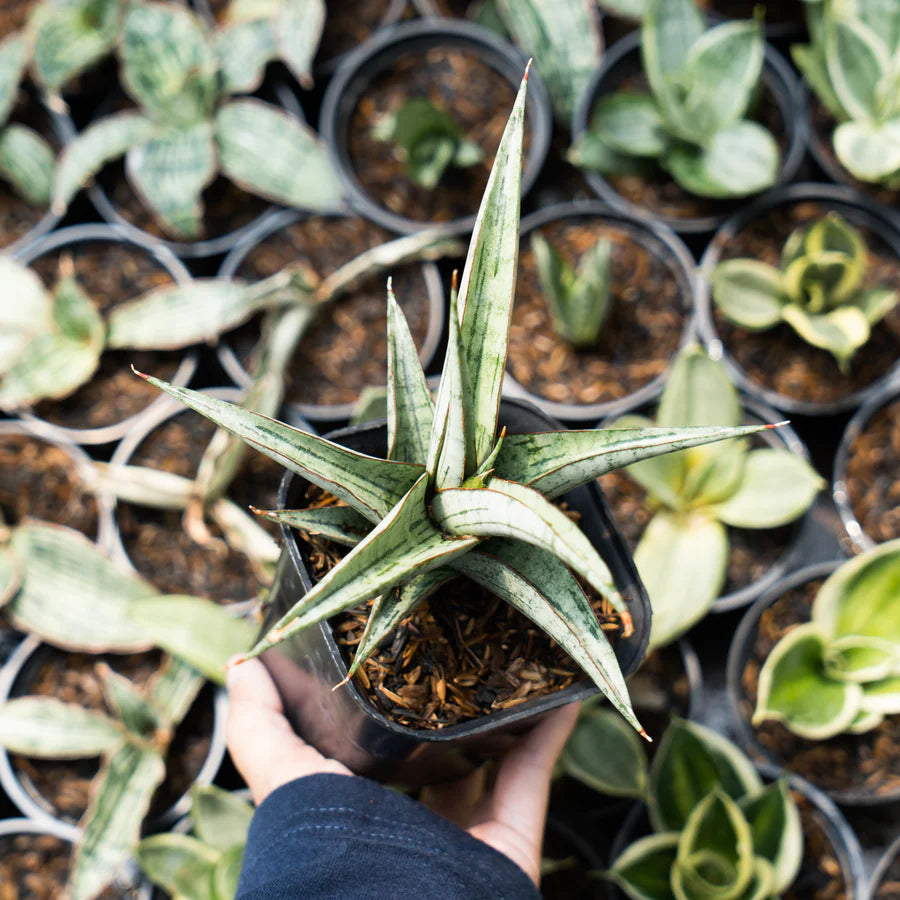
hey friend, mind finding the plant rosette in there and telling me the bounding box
[569,13,806,238]
[501,200,696,424]
[216,207,447,424]
[5,223,197,446]
[319,18,553,234]
[696,183,900,416]
[870,833,900,900]
[727,552,900,806]
[833,377,900,553]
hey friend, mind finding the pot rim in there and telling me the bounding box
[11,222,198,446]
[725,559,900,806]
[318,17,554,236]
[832,375,900,555]
[501,199,698,422]
[0,633,229,831]
[695,181,900,416]
[214,206,446,423]
[570,30,807,236]
[869,833,900,899]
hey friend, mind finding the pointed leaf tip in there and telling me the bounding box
[640,729,652,743]
[524,59,533,81]
[766,421,790,430]
[130,365,149,380]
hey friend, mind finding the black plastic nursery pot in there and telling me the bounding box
[12,223,197,446]
[503,200,696,424]
[215,206,446,424]
[727,562,900,807]
[259,398,652,784]
[696,182,900,417]
[319,18,554,235]
[832,377,900,555]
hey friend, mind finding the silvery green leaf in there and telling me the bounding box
[213,845,244,900]
[857,0,900,56]
[860,675,900,714]
[739,780,803,894]
[583,93,668,158]
[52,111,157,214]
[126,121,217,239]
[192,784,254,851]
[149,656,204,727]
[612,414,686,511]
[246,474,479,659]
[597,0,644,16]
[495,0,603,122]
[753,622,862,739]
[567,129,652,174]
[456,67,527,467]
[833,118,900,183]
[254,505,371,546]
[0,124,55,206]
[85,462,194,509]
[657,345,740,429]
[0,33,26,126]
[0,697,122,757]
[663,120,779,199]
[824,635,899,683]
[215,98,345,212]
[98,664,159,737]
[0,545,22,606]
[560,706,648,795]
[791,43,846,121]
[128,595,256,685]
[135,375,424,522]
[0,257,52,373]
[710,259,785,330]
[856,287,899,324]
[635,510,727,648]
[387,279,433,466]
[780,303,870,369]
[708,448,823,528]
[433,477,625,612]
[607,832,680,900]
[214,18,275,95]
[136,833,219,897]
[276,0,326,90]
[121,2,218,127]
[455,539,641,732]
[825,17,887,121]
[70,742,167,900]
[6,523,156,652]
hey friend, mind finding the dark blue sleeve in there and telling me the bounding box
[236,773,542,900]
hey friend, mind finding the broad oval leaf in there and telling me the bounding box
[276,0,327,90]
[825,17,887,122]
[136,833,219,896]
[0,33,26,125]
[833,118,900,183]
[657,345,740,430]
[709,260,785,331]
[0,124,56,206]
[192,784,254,851]
[0,258,51,373]
[0,697,121,757]
[738,780,803,894]
[214,19,275,95]
[608,832,680,900]
[580,93,667,158]
[780,304,870,369]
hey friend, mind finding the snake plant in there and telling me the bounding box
[138,67,777,735]
[710,212,899,372]
[793,0,900,186]
[754,539,900,740]
[569,0,780,199]
[51,0,343,240]
[611,346,823,649]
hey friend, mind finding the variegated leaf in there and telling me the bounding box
[192,784,254,851]
[825,16,887,122]
[125,121,217,239]
[98,664,160,737]
[781,303,870,369]
[135,375,424,522]
[607,831,680,900]
[85,462,194,510]
[70,742,167,900]
[0,545,22,606]
[253,505,371,546]
[0,124,55,206]
[136,833,219,897]
[6,523,156,652]
[214,18,275,95]
[215,98,344,212]
[276,0,326,90]
[582,93,668,158]
[52,111,157,214]
[0,697,122,757]
[0,257,52,373]
[833,118,900,183]
[0,33,27,126]
[710,259,785,330]
[149,656,204,727]
[739,780,803,895]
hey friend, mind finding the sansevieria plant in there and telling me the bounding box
[137,65,780,735]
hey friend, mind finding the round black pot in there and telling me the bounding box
[504,200,696,423]
[604,761,865,899]
[259,397,652,784]
[696,182,900,417]
[571,31,806,238]
[12,222,197,446]
[215,206,446,424]
[832,376,900,555]
[727,561,900,806]
[319,18,554,235]
[870,834,900,900]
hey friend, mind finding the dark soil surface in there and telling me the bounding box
[739,578,900,799]
[508,217,688,407]
[844,399,900,544]
[710,201,900,405]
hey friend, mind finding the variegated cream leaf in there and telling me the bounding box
[134,375,424,522]
[607,832,680,900]
[84,462,194,509]
[825,16,887,122]
[276,0,326,90]
[583,93,669,158]
[0,697,122,757]
[455,539,642,732]
[824,635,900,684]
[192,783,254,851]
[253,505,372,546]
[98,664,160,737]
[0,33,27,126]
[833,118,900,182]
[0,124,55,206]
[149,656,205,727]
[0,257,52,373]
[709,259,785,330]
[0,545,22,606]
[136,833,219,898]
[781,304,870,370]
[860,675,900,715]
[214,18,275,95]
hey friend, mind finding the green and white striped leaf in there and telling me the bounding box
[456,66,527,467]
[246,475,479,659]
[254,504,371,546]
[135,375,424,522]
[214,18,275,95]
[753,622,863,740]
[455,538,640,731]
[192,783,254,851]
[0,545,22,607]
[276,0,326,90]
[125,121,217,239]
[215,99,344,212]
[0,697,121,757]
[52,110,157,214]
[825,17,887,122]
[607,832,680,900]
[833,118,900,183]
[582,93,668,158]
[120,2,218,127]
[739,780,803,894]
[781,303,870,369]
[149,656,204,727]
[0,33,26,126]
[70,742,167,900]
[433,477,624,612]
[710,259,785,331]
[136,833,219,897]
[98,664,159,737]
[0,124,55,206]
[495,0,603,122]
[213,844,244,900]
[5,523,156,652]
[824,635,900,683]
[129,595,255,685]
[860,675,900,715]
[0,257,52,373]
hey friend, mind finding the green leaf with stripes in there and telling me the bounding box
[254,505,372,546]
[276,0,326,90]
[0,33,26,126]
[214,18,275,95]
[0,124,55,206]
[0,697,122,757]
[149,656,205,727]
